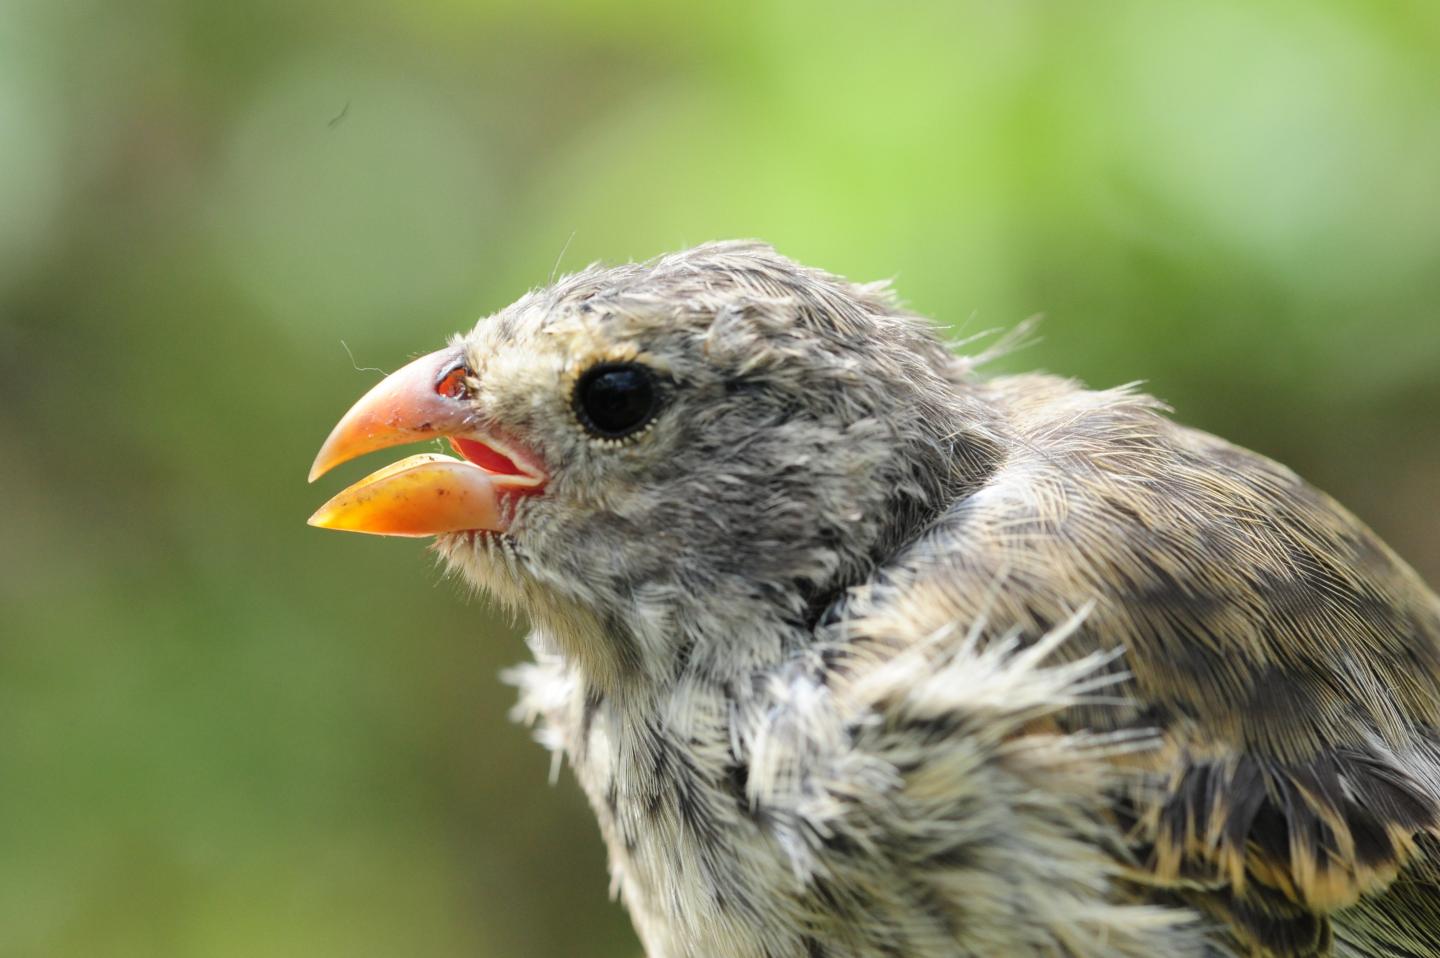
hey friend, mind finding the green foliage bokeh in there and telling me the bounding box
[2,1,1437,955]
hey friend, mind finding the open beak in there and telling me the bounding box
[307,347,544,537]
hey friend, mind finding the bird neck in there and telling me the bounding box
[518,568,815,703]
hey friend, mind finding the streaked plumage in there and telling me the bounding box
[310,242,1440,957]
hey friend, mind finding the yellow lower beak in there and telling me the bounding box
[307,453,538,537]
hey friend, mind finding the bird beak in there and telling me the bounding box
[307,347,544,537]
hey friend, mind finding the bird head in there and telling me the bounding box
[309,242,994,688]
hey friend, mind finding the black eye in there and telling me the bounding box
[573,362,660,439]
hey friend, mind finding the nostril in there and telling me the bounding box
[435,363,472,399]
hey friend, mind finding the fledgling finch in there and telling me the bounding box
[308,242,1440,958]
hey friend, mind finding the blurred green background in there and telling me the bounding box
[2,0,1438,955]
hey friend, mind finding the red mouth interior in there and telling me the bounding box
[450,437,527,477]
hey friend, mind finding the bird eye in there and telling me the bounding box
[573,362,660,439]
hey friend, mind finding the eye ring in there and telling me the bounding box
[572,362,661,440]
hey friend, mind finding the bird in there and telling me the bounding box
[307,241,1440,957]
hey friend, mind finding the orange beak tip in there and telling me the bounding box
[305,507,338,530]
[306,455,339,484]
